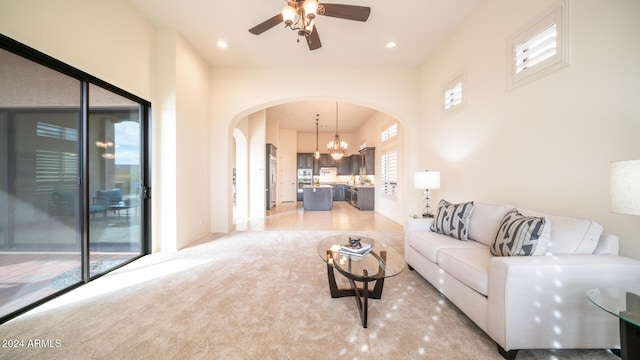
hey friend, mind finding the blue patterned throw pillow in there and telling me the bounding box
[430,200,474,240]
[491,208,546,256]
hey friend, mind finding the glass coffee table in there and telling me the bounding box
[587,288,640,359]
[317,234,405,328]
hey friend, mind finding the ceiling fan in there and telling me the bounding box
[249,0,371,51]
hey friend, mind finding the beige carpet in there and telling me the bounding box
[1,231,617,360]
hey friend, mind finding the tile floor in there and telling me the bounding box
[233,200,403,232]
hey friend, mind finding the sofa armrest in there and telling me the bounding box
[592,233,619,255]
[405,217,434,233]
[405,217,435,260]
[487,254,640,351]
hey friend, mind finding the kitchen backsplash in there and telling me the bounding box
[318,174,374,185]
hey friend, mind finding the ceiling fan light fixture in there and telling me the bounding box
[305,19,315,33]
[249,2,371,51]
[303,0,318,20]
[281,5,296,26]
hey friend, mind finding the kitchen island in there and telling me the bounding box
[303,185,333,211]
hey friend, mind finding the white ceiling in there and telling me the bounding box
[128,0,483,132]
[267,100,376,133]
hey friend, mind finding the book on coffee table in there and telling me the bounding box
[339,243,372,259]
[340,243,371,254]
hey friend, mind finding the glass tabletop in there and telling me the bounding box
[587,288,640,327]
[317,234,406,281]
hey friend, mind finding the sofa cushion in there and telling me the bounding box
[437,247,491,296]
[408,230,485,263]
[430,200,474,241]
[491,209,548,256]
[469,203,514,246]
[520,209,603,255]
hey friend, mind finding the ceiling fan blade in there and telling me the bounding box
[319,4,371,22]
[249,14,283,35]
[306,25,322,50]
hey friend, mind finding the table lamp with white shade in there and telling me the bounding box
[414,170,440,217]
[610,160,640,216]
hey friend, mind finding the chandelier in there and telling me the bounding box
[327,101,348,160]
[281,0,319,37]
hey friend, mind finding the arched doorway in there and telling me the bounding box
[229,98,408,228]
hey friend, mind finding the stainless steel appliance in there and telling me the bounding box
[266,144,277,210]
[297,168,312,201]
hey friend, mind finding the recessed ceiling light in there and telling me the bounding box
[217,41,228,49]
[386,42,396,49]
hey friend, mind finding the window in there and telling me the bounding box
[380,149,398,197]
[509,0,569,90]
[515,24,557,74]
[381,122,398,142]
[444,74,464,114]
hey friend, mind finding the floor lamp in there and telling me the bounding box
[414,170,440,217]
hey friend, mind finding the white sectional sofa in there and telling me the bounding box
[404,201,640,359]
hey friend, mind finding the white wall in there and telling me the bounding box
[233,121,249,221]
[278,128,298,203]
[154,30,212,251]
[247,111,266,217]
[0,0,154,100]
[154,30,178,252]
[417,0,640,259]
[175,34,212,249]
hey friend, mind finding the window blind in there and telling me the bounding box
[381,123,398,142]
[36,150,78,194]
[381,150,398,196]
[515,23,557,74]
[37,121,78,141]
[444,82,463,110]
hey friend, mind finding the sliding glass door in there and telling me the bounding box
[88,84,142,275]
[0,35,151,323]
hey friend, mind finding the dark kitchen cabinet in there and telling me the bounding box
[319,154,335,167]
[345,185,374,210]
[315,154,336,174]
[359,147,375,175]
[336,156,350,175]
[349,154,361,175]
[297,153,313,169]
[333,184,346,201]
[355,187,374,210]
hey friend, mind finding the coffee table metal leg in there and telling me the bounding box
[348,270,370,328]
[325,250,388,328]
[327,250,354,298]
